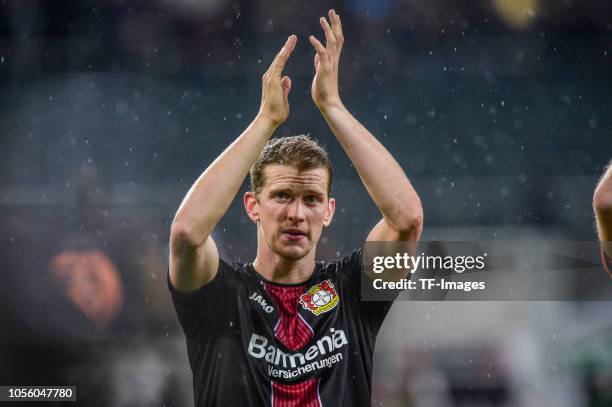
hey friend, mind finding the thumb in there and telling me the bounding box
[313,53,320,71]
[281,76,292,98]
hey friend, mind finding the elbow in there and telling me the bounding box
[399,214,424,238]
[393,205,424,239]
[170,221,205,248]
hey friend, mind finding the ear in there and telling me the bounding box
[323,197,335,227]
[244,191,260,222]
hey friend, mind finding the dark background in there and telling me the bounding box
[0,0,611,406]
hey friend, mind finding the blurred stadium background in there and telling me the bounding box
[0,0,611,406]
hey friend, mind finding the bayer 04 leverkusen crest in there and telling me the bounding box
[299,280,340,316]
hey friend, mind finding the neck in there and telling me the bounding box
[252,243,316,285]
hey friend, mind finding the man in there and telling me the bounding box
[594,159,612,277]
[168,9,423,406]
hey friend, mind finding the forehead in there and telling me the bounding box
[261,164,328,192]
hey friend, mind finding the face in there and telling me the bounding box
[245,164,335,260]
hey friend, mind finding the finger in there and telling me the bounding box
[329,9,344,49]
[309,35,327,59]
[319,16,336,50]
[264,44,284,76]
[270,35,297,77]
[264,35,292,77]
[281,76,292,98]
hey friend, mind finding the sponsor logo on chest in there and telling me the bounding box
[248,328,348,379]
[249,292,274,313]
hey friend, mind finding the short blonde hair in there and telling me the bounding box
[249,135,332,197]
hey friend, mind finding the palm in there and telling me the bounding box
[258,35,296,125]
[265,85,289,123]
[308,10,343,110]
[311,70,324,106]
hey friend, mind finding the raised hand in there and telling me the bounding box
[309,9,344,111]
[258,35,297,126]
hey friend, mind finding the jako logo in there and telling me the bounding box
[249,292,274,313]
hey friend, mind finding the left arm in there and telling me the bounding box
[309,10,423,242]
[594,159,612,259]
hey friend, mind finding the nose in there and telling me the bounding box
[286,199,305,223]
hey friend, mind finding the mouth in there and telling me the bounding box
[281,228,307,241]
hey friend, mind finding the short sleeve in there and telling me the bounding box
[167,259,236,338]
[335,248,397,336]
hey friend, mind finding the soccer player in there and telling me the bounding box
[594,159,612,277]
[168,9,423,406]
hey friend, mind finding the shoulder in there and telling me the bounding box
[317,248,363,278]
[167,257,255,303]
[321,247,362,266]
[214,258,260,287]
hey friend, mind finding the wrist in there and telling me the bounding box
[254,112,283,130]
[318,99,345,115]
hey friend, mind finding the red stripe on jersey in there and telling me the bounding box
[263,283,314,351]
[272,378,321,407]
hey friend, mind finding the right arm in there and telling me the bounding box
[169,35,297,292]
[594,159,612,259]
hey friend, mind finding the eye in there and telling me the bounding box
[274,191,291,201]
[304,195,320,205]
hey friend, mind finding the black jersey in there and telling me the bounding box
[168,249,395,406]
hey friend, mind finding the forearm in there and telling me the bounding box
[321,103,423,231]
[594,160,612,242]
[172,115,277,244]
